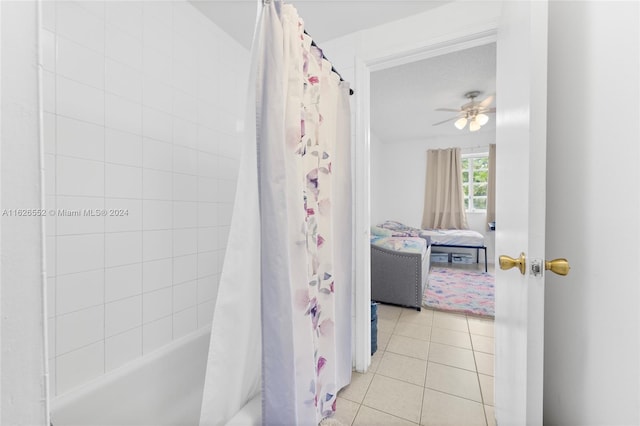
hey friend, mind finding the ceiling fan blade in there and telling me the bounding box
[435,108,461,112]
[479,95,495,108]
[432,116,460,126]
[478,107,497,114]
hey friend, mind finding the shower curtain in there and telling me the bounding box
[200,1,352,424]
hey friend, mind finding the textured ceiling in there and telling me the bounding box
[371,42,497,143]
[190,0,449,49]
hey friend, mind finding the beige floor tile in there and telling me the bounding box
[398,308,434,326]
[474,352,494,376]
[428,342,476,372]
[425,362,482,402]
[378,317,398,335]
[334,397,360,425]
[353,406,418,426]
[467,317,494,337]
[377,351,427,386]
[339,372,374,403]
[377,331,392,352]
[485,404,496,426]
[421,388,486,426]
[471,334,495,354]
[431,327,472,349]
[432,312,469,332]
[386,335,430,360]
[370,349,384,373]
[362,375,423,423]
[377,303,404,321]
[478,374,494,406]
[393,321,431,341]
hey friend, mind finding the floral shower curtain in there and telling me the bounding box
[200,1,352,424]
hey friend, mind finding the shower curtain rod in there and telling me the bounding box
[304,30,355,96]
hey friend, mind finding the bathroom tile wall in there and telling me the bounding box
[41,0,249,397]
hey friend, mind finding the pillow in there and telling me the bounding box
[370,226,393,237]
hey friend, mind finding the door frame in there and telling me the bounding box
[353,24,499,372]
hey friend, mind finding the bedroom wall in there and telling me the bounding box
[41,0,248,397]
[370,131,496,264]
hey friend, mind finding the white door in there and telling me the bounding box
[494,1,549,424]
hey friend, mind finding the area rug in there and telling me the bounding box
[423,267,495,317]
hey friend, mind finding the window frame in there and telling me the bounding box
[461,152,489,213]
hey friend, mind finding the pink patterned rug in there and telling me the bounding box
[423,267,495,317]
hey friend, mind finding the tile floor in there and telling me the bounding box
[335,305,495,425]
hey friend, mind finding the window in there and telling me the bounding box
[462,154,489,212]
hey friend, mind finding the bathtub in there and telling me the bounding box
[51,327,212,426]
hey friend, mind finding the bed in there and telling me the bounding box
[378,221,488,272]
[370,229,431,311]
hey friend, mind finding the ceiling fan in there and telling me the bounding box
[433,91,496,132]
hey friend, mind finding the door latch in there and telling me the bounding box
[530,259,544,277]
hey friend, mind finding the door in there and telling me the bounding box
[494,1,548,424]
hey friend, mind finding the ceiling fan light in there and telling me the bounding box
[469,119,481,132]
[476,113,490,126]
[454,117,467,130]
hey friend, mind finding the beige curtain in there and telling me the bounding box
[486,144,496,228]
[421,148,468,229]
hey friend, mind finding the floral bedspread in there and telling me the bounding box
[370,235,428,257]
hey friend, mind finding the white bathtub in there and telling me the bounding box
[51,327,211,426]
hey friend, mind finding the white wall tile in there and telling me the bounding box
[105,198,142,233]
[105,1,143,40]
[198,203,218,228]
[43,112,56,154]
[57,36,104,89]
[43,71,56,113]
[143,287,172,323]
[172,117,198,149]
[143,107,173,143]
[197,274,219,303]
[197,100,217,130]
[57,269,104,316]
[105,295,142,337]
[142,78,173,114]
[173,306,197,339]
[197,299,216,327]
[196,126,218,154]
[173,281,197,313]
[45,154,56,196]
[40,29,56,72]
[105,263,142,303]
[105,231,142,268]
[173,174,197,202]
[105,128,143,167]
[173,228,197,257]
[219,179,237,203]
[56,1,105,53]
[219,226,231,252]
[143,169,173,200]
[142,47,172,84]
[57,116,105,162]
[218,203,234,226]
[173,91,197,122]
[105,93,143,136]
[57,76,104,125]
[106,26,142,69]
[173,201,197,229]
[56,341,104,394]
[47,236,57,277]
[57,234,104,276]
[173,63,197,96]
[197,227,218,252]
[173,146,197,175]
[105,59,142,103]
[197,177,218,203]
[42,0,56,32]
[48,277,56,318]
[218,156,239,180]
[106,327,142,372]
[56,196,104,235]
[197,75,217,104]
[173,254,197,285]
[57,156,104,197]
[46,196,56,236]
[143,1,172,31]
[56,305,104,355]
[105,164,142,199]
[142,230,172,261]
[142,258,172,293]
[197,152,217,178]
[143,139,173,171]
[197,251,219,278]
[142,316,172,354]
[142,200,172,230]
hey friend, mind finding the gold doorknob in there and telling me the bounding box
[545,258,570,276]
[499,252,526,275]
